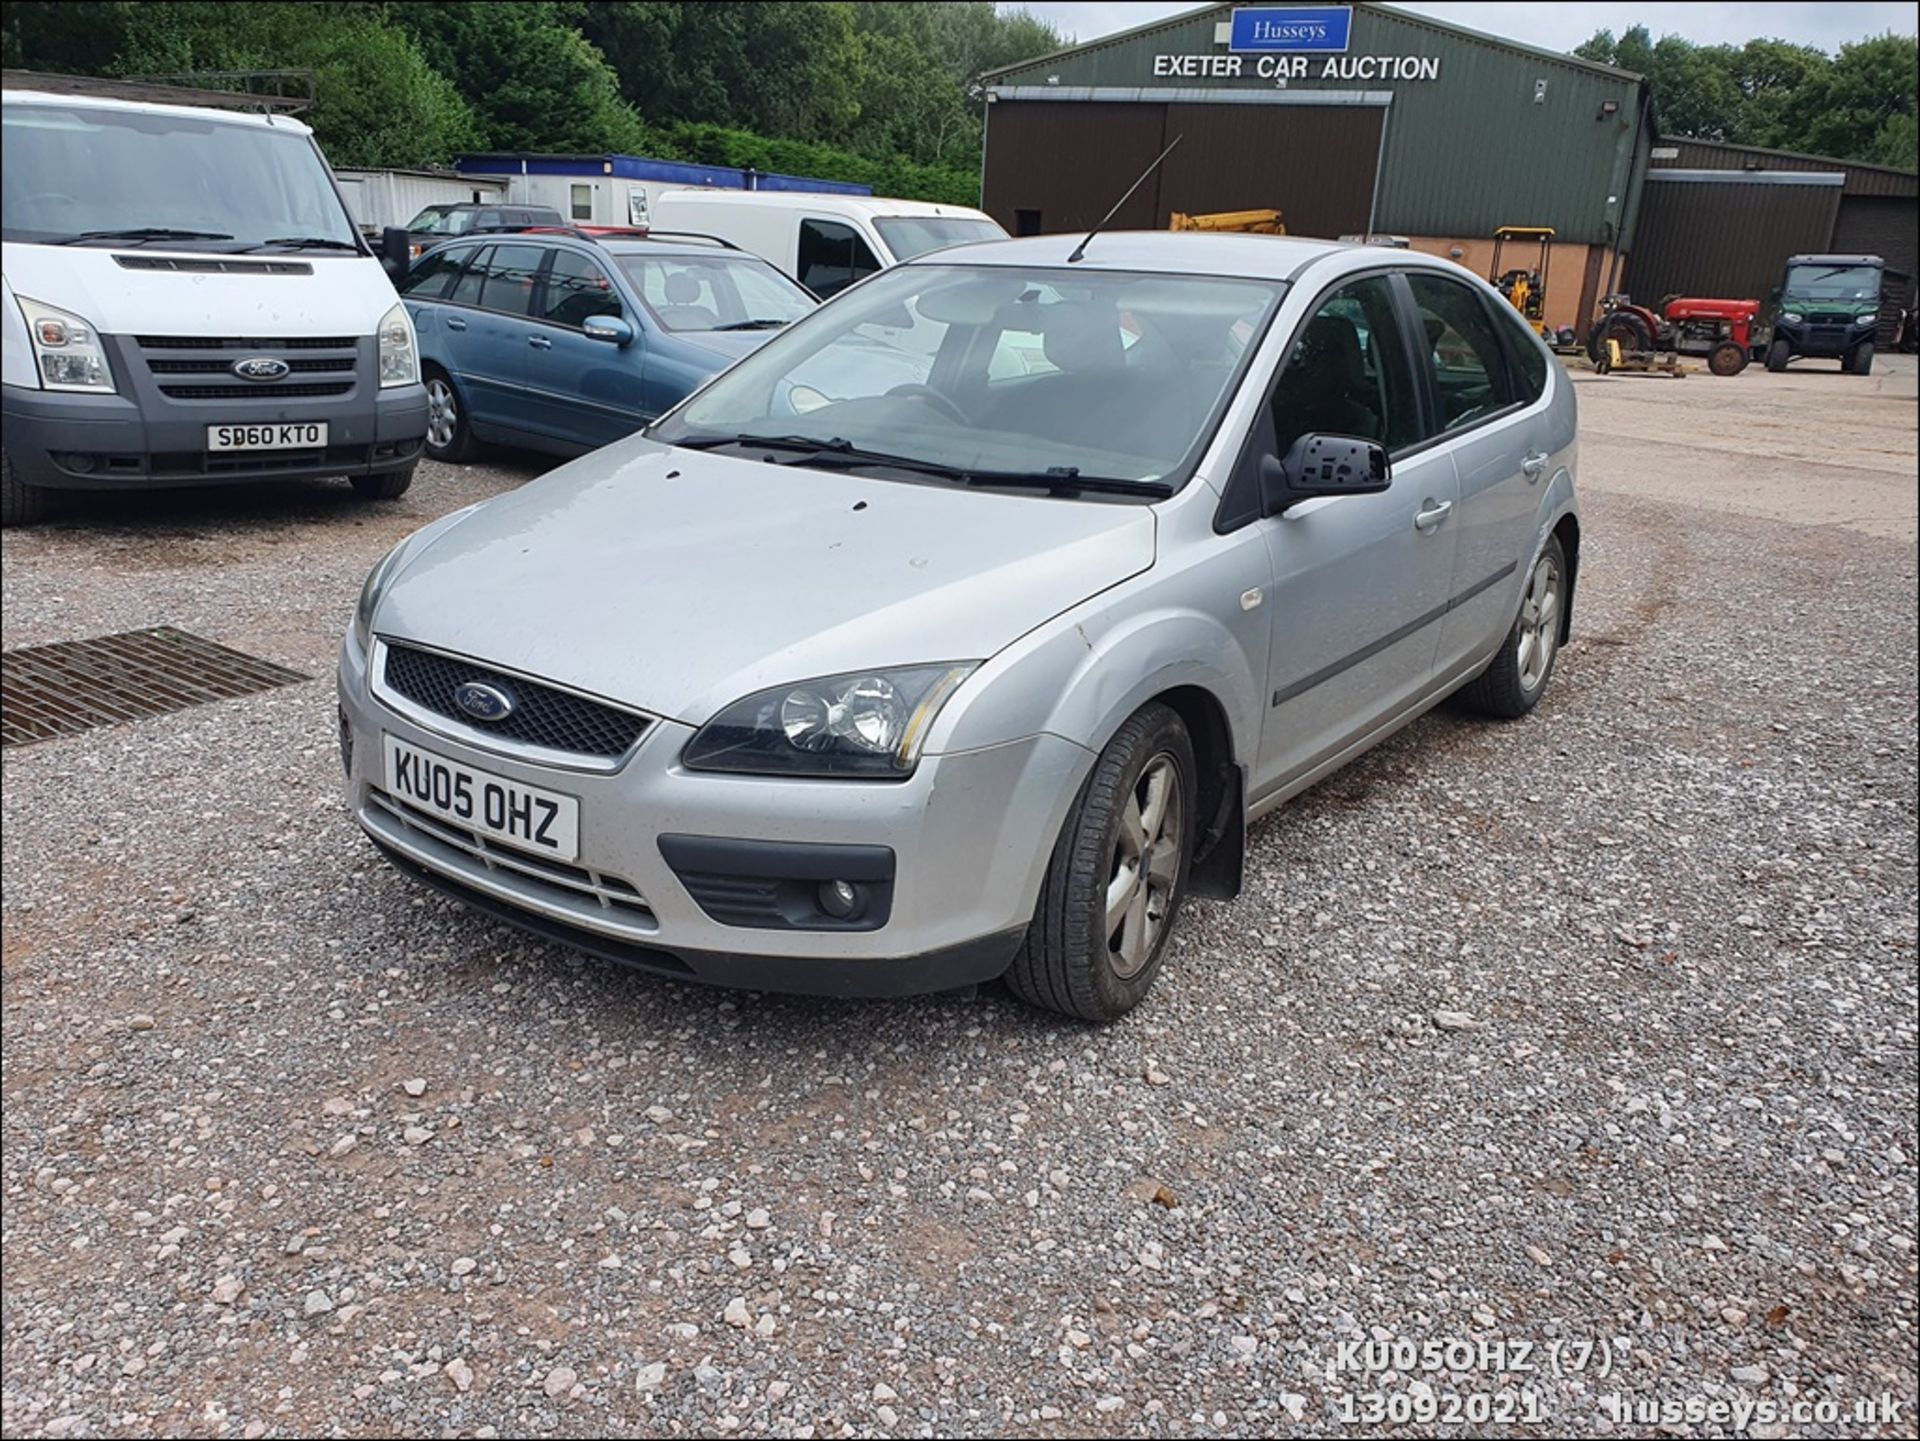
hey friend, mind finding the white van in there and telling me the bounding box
[647,192,1006,298]
[1,84,428,525]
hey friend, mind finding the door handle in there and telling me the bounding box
[1414,499,1453,532]
[1522,451,1549,480]
[528,335,552,350]
[445,317,467,331]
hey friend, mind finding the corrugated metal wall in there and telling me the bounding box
[1658,138,1918,200]
[982,1,1645,245]
[1626,177,1841,308]
[982,100,1383,238]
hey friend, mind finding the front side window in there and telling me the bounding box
[1,102,357,250]
[446,244,492,307]
[477,242,545,317]
[1268,276,1421,459]
[542,250,621,327]
[617,254,813,332]
[1406,273,1514,432]
[797,219,881,298]
[652,264,1284,492]
[399,245,470,301]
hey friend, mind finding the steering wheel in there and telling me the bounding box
[885,383,970,427]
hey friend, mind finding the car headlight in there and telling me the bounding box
[1854,314,1878,326]
[378,301,418,388]
[684,664,976,778]
[1779,311,1803,324]
[352,541,408,650]
[17,296,115,393]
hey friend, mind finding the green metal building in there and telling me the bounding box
[979,2,1653,332]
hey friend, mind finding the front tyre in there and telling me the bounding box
[350,465,415,501]
[1846,341,1874,376]
[1455,535,1567,719]
[1766,338,1791,372]
[1,449,50,527]
[1007,703,1195,1022]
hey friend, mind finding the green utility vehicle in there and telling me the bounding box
[1765,254,1884,374]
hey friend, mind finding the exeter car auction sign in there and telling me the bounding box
[1228,6,1353,52]
[1151,5,1444,83]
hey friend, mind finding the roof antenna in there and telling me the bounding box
[1066,134,1182,264]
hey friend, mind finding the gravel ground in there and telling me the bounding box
[3,359,1916,1439]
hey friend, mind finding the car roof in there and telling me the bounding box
[3,87,312,135]
[902,230,1452,283]
[655,190,994,223]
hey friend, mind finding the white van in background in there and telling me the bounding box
[0,82,428,525]
[648,192,1006,297]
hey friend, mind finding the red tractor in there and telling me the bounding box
[1586,294,1759,376]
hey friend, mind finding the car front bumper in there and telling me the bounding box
[337,635,1090,997]
[1772,317,1877,359]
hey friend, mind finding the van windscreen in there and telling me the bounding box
[872,215,1009,261]
[1,102,359,252]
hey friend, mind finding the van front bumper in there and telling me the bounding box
[337,635,1090,998]
[0,378,427,491]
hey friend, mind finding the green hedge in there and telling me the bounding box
[639,120,980,207]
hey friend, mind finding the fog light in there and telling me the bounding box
[817,879,864,921]
[338,705,354,777]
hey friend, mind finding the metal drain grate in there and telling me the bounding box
[2,627,308,748]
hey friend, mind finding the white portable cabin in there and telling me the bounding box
[333,168,507,234]
[452,152,873,239]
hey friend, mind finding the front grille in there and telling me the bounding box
[115,256,311,275]
[148,357,352,375]
[156,381,353,399]
[365,787,656,925]
[136,335,356,349]
[382,645,650,760]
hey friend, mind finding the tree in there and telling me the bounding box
[389,1,646,153]
[1781,34,1919,168]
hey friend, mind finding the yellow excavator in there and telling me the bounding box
[1490,225,1554,333]
[1169,209,1286,235]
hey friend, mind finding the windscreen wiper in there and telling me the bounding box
[251,235,364,252]
[53,228,235,246]
[710,318,790,331]
[675,435,1169,497]
[962,466,1172,498]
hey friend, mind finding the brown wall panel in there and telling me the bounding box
[1155,105,1383,241]
[981,101,1169,236]
[1626,179,1841,308]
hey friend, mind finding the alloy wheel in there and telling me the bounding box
[426,378,458,451]
[1516,553,1562,692]
[1105,754,1184,979]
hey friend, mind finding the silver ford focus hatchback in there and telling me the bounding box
[340,232,1580,1020]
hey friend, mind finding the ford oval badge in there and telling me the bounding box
[232,356,291,381]
[454,681,515,722]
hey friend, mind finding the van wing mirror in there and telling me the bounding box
[1260,433,1390,515]
[379,226,412,282]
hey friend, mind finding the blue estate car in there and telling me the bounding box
[399,231,825,461]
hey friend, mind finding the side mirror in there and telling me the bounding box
[1260,433,1390,516]
[379,226,411,282]
[583,314,635,347]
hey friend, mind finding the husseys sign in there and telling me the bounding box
[1152,6,1445,84]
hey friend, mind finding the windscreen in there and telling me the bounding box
[872,215,1010,261]
[616,253,815,332]
[651,263,1283,491]
[1783,263,1881,303]
[2,102,360,250]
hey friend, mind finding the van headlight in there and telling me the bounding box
[377,302,418,388]
[684,664,975,778]
[1779,311,1803,324]
[17,297,115,393]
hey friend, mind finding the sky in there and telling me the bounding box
[999,2,1919,55]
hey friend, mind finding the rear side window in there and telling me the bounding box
[1405,273,1514,432]
[446,244,492,307]
[797,218,880,298]
[1492,302,1550,403]
[400,246,465,300]
[478,242,546,318]
[542,249,621,327]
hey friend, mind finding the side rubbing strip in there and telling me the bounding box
[1272,561,1518,707]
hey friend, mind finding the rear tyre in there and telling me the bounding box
[1005,704,1195,1022]
[350,465,415,501]
[1708,341,1748,377]
[1454,535,1567,720]
[1846,341,1874,376]
[423,368,473,463]
[1765,338,1791,372]
[1,449,49,527]
[1586,311,1652,365]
